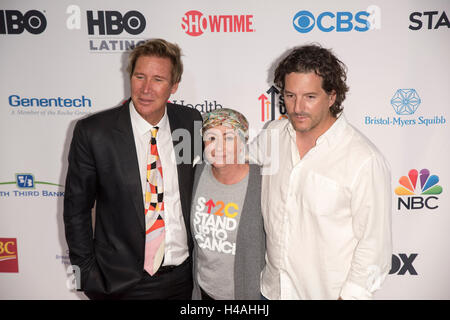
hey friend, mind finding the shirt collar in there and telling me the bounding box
[129,100,168,136]
[285,113,348,148]
[316,113,347,147]
[286,118,296,141]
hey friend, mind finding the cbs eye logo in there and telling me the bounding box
[293,11,315,33]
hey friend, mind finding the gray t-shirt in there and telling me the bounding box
[191,165,249,300]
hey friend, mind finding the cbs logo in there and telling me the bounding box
[292,9,375,33]
[0,10,47,34]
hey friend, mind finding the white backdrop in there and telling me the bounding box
[0,0,449,299]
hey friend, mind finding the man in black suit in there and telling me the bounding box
[63,39,202,299]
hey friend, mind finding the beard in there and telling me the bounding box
[288,112,319,133]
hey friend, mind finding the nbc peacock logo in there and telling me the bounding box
[395,169,443,210]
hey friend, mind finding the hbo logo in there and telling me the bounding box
[293,10,371,33]
[0,10,47,34]
[87,10,146,35]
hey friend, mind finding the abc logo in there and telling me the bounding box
[293,10,370,33]
[87,10,146,35]
[0,10,47,34]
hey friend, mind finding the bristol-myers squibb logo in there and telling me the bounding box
[391,88,421,115]
[364,88,446,127]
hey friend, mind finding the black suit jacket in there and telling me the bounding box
[63,99,202,295]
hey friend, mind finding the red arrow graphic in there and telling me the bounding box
[258,94,268,121]
[205,199,215,214]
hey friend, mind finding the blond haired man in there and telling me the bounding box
[64,39,202,299]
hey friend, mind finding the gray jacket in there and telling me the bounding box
[191,163,266,300]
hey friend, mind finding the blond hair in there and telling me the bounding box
[127,38,183,84]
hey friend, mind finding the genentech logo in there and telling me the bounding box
[395,169,443,210]
[0,238,19,273]
[181,10,255,36]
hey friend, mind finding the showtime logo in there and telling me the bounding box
[181,10,255,36]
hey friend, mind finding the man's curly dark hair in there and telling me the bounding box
[274,44,349,117]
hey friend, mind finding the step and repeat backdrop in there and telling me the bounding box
[0,0,449,299]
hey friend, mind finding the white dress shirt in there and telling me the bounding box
[256,114,392,300]
[129,101,189,266]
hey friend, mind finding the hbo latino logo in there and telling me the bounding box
[395,169,443,210]
[0,10,47,34]
[87,10,146,35]
[85,10,146,52]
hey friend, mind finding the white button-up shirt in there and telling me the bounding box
[256,114,392,300]
[129,101,189,266]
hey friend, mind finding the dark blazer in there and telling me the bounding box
[63,99,202,295]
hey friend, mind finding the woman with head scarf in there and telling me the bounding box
[191,108,265,300]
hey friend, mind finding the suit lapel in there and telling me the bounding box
[113,100,145,231]
[111,102,195,234]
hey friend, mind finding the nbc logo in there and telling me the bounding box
[395,169,443,210]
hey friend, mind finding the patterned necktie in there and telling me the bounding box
[143,127,165,276]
